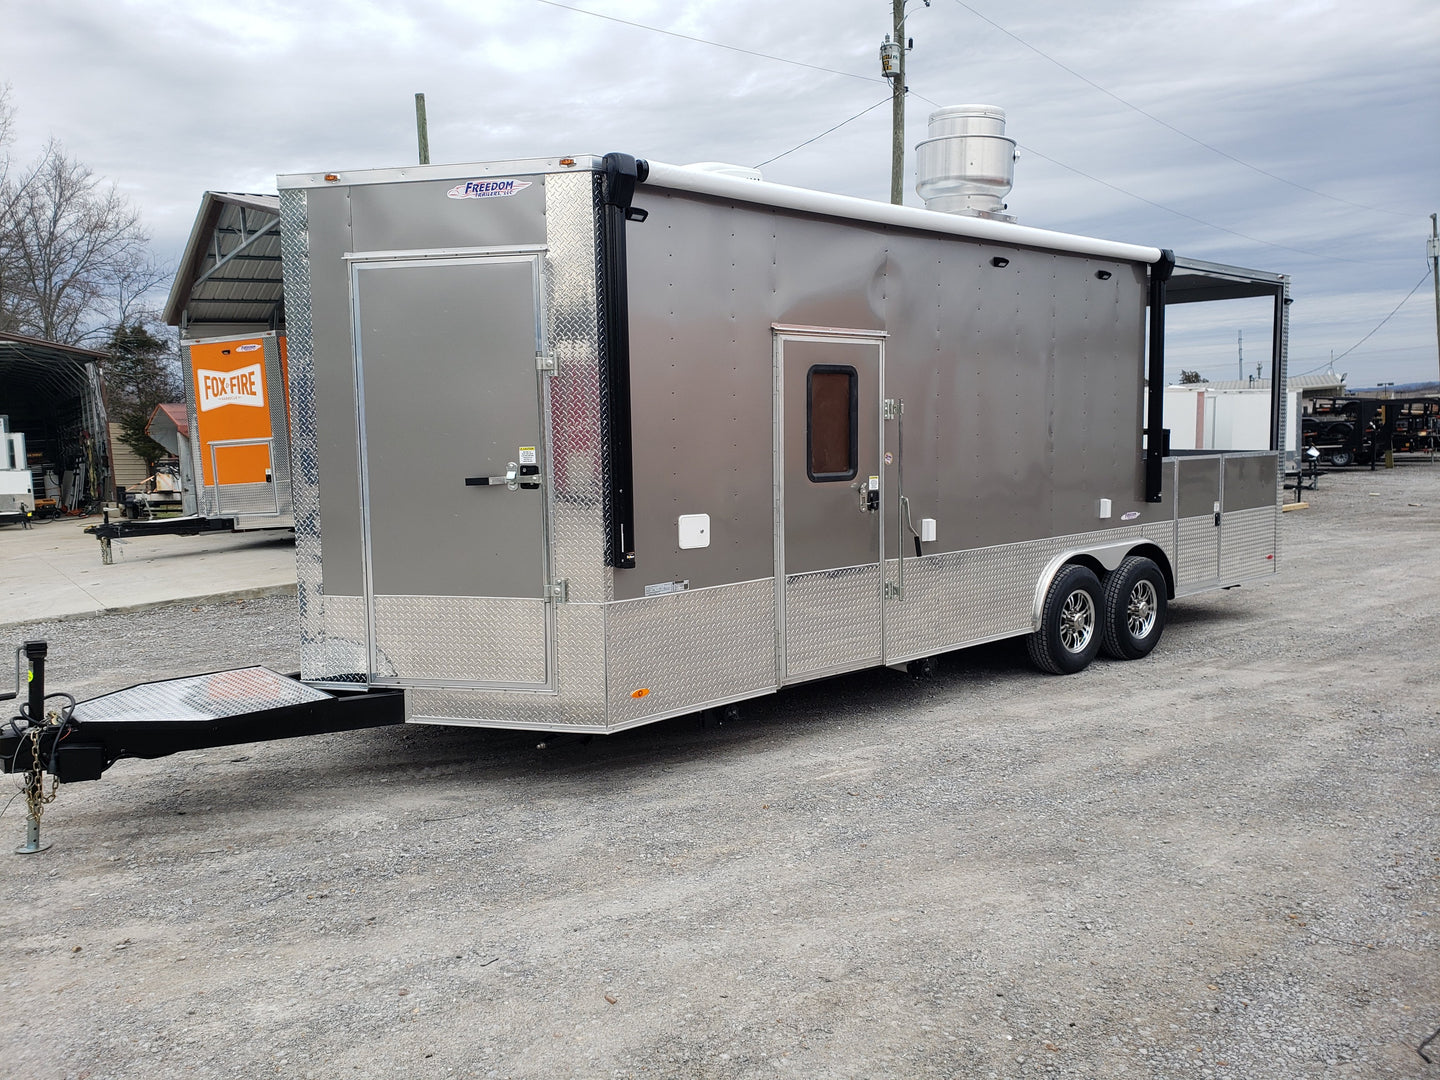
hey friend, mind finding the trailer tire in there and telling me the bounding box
[1328,449,1352,466]
[1026,564,1103,675]
[1100,556,1167,661]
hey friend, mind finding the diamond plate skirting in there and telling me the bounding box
[1220,506,1277,582]
[76,668,330,724]
[371,595,548,686]
[407,602,606,728]
[785,564,882,677]
[882,522,1177,661]
[607,579,777,725]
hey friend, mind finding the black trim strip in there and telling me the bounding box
[1145,249,1175,503]
[598,152,648,569]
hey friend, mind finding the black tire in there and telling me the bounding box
[1100,556,1167,660]
[1329,449,1352,466]
[1026,564,1103,675]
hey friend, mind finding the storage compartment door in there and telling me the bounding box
[776,333,883,680]
[353,255,550,689]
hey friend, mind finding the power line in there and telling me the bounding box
[1329,266,1433,364]
[755,96,892,168]
[529,0,1385,266]
[947,0,1416,221]
[531,0,884,85]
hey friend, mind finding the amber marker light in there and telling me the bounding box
[630,688,650,699]
[559,158,577,167]
[324,173,340,182]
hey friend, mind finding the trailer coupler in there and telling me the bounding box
[3,643,406,851]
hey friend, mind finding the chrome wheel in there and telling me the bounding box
[1059,589,1096,653]
[1126,579,1158,640]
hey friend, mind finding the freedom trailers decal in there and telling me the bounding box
[446,178,533,199]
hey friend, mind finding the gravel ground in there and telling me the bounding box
[2,464,1436,1079]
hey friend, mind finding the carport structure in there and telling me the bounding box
[163,192,284,335]
[0,332,112,511]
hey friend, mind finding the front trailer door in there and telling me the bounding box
[352,254,551,689]
[776,331,884,680]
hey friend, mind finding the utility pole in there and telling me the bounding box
[891,0,905,205]
[415,93,430,166]
[1429,213,1439,389]
[881,1,928,206]
[1237,330,1243,382]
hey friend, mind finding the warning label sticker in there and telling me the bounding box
[197,363,265,412]
[518,446,537,465]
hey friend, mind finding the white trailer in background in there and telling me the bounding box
[1164,386,1299,464]
[0,415,34,524]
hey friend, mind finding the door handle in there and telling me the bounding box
[465,462,541,491]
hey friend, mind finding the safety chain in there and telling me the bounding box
[23,717,60,823]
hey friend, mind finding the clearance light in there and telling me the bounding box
[324,173,340,183]
[559,158,577,167]
[630,688,650,699]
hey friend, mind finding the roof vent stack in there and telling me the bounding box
[914,105,1017,221]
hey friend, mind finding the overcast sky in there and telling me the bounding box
[4,0,1437,386]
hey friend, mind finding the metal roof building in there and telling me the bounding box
[163,192,284,337]
[0,332,113,509]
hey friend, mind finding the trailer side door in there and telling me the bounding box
[775,330,884,680]
[351,253,551,689]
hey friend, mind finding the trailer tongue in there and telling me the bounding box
[2,641,404,852]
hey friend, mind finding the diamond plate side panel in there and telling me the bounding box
[1176,516,1220,588]
[544,171,609,605]
[785,565,882,677]
[76,668,330,723]
[1220,506,1277,581]
[371,595,547,685]
[606,579,777,724]
[407,602,606,728]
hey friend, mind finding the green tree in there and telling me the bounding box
[1178,370,1208,384]
[105,321,182,470]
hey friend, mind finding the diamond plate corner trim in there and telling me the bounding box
[1220,506,1277,582]
[606,579,777,726]
[280,188,360,683]
[785,565,883,678]
[544,170,611,605]
[75,668,330,724]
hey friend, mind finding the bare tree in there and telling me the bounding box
[0,87,168,346]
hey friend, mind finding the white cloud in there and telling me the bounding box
[4,0,1436,381]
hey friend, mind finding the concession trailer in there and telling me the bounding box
[5,112,1291,847]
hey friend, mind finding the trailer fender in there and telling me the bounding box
[1030,542,1173,632]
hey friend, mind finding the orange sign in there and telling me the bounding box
[188,336,274,486]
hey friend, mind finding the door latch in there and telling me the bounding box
[858,474,880,513]
[465,463,541,490]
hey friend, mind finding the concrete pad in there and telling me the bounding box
[0,515,297,627]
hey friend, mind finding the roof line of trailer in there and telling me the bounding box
[641,161,1165,266]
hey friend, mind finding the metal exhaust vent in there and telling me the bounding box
[914,105,1017,221]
